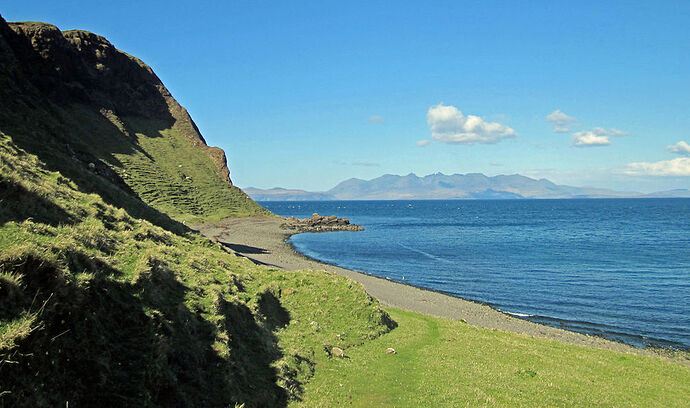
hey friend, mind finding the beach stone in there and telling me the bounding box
[331,347,345,358]
[385,347,396,354]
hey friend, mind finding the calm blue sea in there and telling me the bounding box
[260,199,690,350]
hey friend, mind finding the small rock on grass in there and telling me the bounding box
[332,347,345,358]
[385,348,396,354]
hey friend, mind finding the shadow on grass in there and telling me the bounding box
[0,250,289,407]
[0,179,77,226]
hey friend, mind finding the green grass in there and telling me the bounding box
[0,81,268,226]
[0,133,392,407]
[108,115,269,223]
[293,308,690,407]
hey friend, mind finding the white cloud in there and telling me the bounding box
[416,140,430,147]
[571,127,626,147]
[667,141,690,156]
[546,110,576,132]
[572,131,611,147]
[426,103,516,145]
[369,115,384,124]
[622,158,690,176]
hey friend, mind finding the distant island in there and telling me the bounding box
[244,172,690,201]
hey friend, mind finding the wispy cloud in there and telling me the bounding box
[546,110,576,133]
[667,141,690,156]
[572,127,626,147]
[369,115,384,124]
[621,158,690,176]
[426,103,516,145]
[416,140,430,147]
[352,161,380,167]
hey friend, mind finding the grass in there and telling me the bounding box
[293,308,690,407]
[109,115,269,223]
[0,133,393,407]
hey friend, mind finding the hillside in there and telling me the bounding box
[0,15,267,225]
[245,172,641,201]
[2,13,689,408]
[0,15,394,406]
[0,132,394,406]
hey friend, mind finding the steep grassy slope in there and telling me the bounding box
[0,132,394,407]
[0,15,267,224]
[0,14,396,406]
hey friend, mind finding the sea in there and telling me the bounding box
[260,199,690,350]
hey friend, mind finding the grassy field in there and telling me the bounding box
[292,308,690,407]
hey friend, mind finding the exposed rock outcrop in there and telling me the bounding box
[280,213,364,233]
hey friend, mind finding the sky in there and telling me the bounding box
[4,1,690,193]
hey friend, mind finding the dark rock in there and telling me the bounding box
[280,213,364,233]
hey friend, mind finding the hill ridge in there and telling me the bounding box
[242,172,688,201]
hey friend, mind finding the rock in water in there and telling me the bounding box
[280,213,364,233]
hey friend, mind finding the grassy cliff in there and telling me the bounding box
[0,14,394,406]
[0,16,267,225]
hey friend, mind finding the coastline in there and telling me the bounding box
[194,216,688,364]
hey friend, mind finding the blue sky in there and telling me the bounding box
[4,1,690,192]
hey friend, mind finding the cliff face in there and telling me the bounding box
[0,15,265,222]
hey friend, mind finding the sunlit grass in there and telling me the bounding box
[294,308,690,407]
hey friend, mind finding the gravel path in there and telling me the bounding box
[195,216,688,364]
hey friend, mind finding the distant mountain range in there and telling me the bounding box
[243,173,690,201]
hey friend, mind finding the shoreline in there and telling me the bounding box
[194,216,688,365]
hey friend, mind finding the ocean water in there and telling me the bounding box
[260,199,690,350]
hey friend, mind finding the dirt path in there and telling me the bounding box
[194,216,688,364]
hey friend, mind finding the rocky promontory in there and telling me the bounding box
[280,213,364,233]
